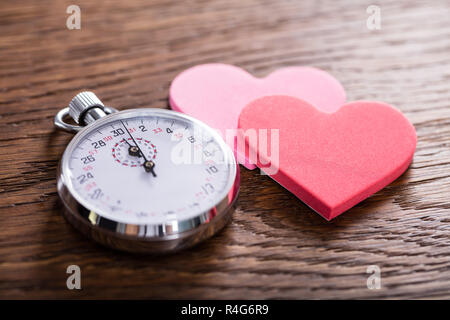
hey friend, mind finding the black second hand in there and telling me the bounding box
[120,120,156,176]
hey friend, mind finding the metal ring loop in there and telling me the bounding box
[54,106,118,133]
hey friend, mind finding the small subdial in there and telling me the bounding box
[112,137,157,167]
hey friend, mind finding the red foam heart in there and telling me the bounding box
[238,96,417,220]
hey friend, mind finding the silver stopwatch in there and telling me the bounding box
[54,92,239,253]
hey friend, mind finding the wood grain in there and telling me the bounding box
[1,0,450,299]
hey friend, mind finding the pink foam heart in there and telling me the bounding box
[169,63,346,169]
[238,96,417,220]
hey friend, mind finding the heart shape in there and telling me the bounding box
[238,96,417,220]
[169,63,346,169]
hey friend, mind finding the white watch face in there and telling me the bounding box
[62,110,236,225]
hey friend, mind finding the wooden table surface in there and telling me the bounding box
[1,0,450,299]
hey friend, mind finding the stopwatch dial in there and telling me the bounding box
[63,112,235,225]
[112,137,157,168]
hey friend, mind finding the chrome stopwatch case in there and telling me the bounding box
[54,92,239,253]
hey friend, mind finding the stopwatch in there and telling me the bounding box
[54,92,239,253]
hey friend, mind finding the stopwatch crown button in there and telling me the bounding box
[69,91,105,124]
